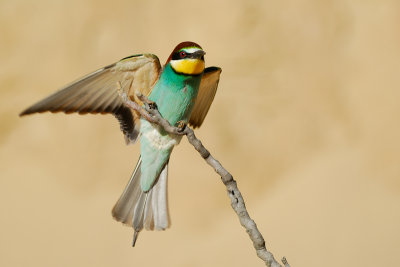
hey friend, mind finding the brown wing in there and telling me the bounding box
[189,67,222,128]
[20,54,161,144]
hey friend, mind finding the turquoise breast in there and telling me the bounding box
[148,63,203,126]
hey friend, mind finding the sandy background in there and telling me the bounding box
[1,0,400,266]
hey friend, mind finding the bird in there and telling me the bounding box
[20,41,221,246]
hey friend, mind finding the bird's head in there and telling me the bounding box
[166,41,205,75]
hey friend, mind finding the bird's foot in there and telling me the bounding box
[135,92,157,110]
[146,100,157,110]
[176,120,187,132]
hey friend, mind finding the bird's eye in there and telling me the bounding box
[180,51,186,58]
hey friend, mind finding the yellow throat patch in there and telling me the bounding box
[170,58,205,75]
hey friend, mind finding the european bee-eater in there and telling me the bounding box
[20,41,221,246]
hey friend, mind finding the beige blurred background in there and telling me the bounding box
[1,0,400,266]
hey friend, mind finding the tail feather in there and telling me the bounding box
[132,191,148,231]
[150,164,170,230]
[144,189,154,230]
[112,157,171,246]
[112,157,143,225]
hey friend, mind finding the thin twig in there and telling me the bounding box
[118,90,290,267]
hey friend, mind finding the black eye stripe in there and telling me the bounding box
[172,51,187,60]
[171,51,203,60]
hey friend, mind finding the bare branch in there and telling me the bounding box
[118,91,290,267]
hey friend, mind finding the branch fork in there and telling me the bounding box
[118,90,290,267]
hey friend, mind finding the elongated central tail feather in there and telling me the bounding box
[112,156,171,246]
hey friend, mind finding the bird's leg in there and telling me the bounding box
[176,120,187,133]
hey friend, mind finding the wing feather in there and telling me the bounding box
[189,66,222,128]
[20,54,161,144]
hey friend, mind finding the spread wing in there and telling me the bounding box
[20,54,161,144]
[189,67,222,128]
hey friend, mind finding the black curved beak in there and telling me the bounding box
[189,50,206,59]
